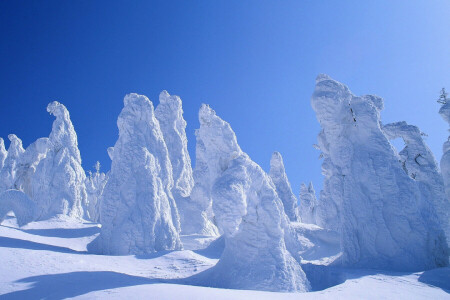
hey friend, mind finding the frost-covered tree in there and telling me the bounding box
[299,182,317,225]
[0,134,25,192]
[0,190,37,227]
[84,161,108,223]
[193,105,310,292]
[0,138,7,171]
[88,93,181,255]
[269,151,300,222]
[383,121,450,242]
[155,91,214,235]
[312,74,448,271]
[13,137,49,197]
[32,101,87,220]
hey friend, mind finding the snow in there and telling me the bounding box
[0,134,25,192]
[189,105,310,292]
[0,190,37,227]
[269,151,300,222]
[311,74,449,271]
[0,138,7,171]
[88,93,182,255]
[32,101,87,220]
[0,216,448,299]
[299,182,317,225]
[84,165,108,223]
[439,101,450,241]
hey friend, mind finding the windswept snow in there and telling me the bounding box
[88,93,182,255]
[269,151,300,222]
[190,105,310,292]
[311,74,449,271]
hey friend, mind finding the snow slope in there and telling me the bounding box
[0,215,448,299]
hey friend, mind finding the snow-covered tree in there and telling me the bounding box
[0,138,7,171]
[312,74,448,271]
[269,151,300,222]
[192,105,310,292]
[0,134,25,192]
[84,161,108,223]
[88,93,181,255]
[299,182,317,225]
[0,190,37,227]
[32,101,87,220]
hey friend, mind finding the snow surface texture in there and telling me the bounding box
[155,91,217,236]
[89,93,182,255]
[312,74,449,271]
[0,134,25,192]
[31,101,87,220]
[0,190,37,227]
[191,104,310,292]
[383,121,450,243]
[299,182,317,225]
[269,151,300,222]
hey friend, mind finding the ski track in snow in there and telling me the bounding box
[0,215,448,299]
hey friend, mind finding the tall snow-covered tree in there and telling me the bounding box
[0,134,25,192]
[88,93,181,255]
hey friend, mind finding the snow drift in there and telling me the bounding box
[312,74,448,271]
[88,93,182,255]
[192,104,310,292]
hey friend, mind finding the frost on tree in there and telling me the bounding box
[88,93,181,255]
[312,74,448,271]
[0,190,37,227]
[193,105,310,292]
[0,134,25,192]
[14,137,49,197]
[85,161,108,223]
[0,138,7,171]
[299,182,317,225]
[269,151,300,222]
[155,91,211,235]
[32,101,87,220]
[383,121,450,242]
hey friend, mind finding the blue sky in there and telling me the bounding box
[1,1,449,195]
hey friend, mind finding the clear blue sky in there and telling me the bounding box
[1,1,449,195]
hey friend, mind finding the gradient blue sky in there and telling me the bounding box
[1,1,449,195]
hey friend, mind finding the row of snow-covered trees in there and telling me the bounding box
[0,75,449,292]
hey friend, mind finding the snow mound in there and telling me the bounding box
[0,189,37,227]
[299,182,318,225]
[312,74,449,271]
[191,105,310,292]
[269,151,300,222]
[88,93,182,255]
[32,101,87,220]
